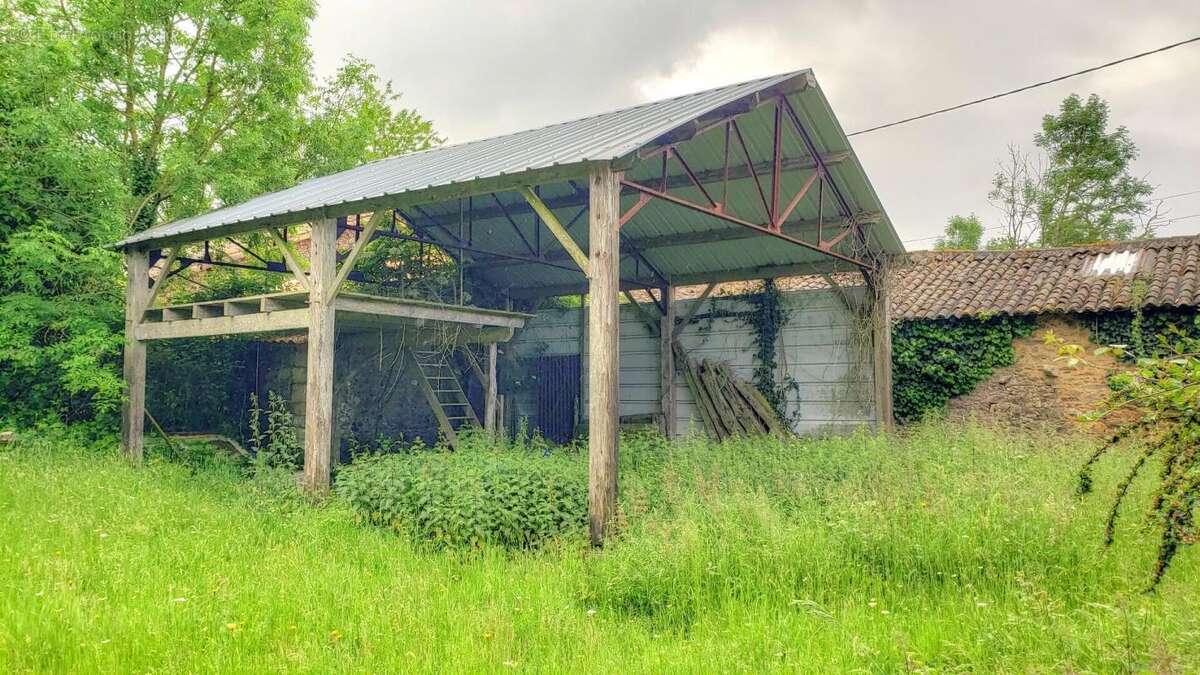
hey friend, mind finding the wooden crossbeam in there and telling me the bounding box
[140,247,179,322]
[327,210,386,303]
[518,185,590,276]
[266,228,310,291]
[621,290,661,335]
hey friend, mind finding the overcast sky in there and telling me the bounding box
[311,1,1200,249]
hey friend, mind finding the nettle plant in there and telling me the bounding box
[1049,327,1200,589]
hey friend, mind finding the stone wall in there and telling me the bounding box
[944,315,1132,432]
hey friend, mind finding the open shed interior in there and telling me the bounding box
[111,68,904,538]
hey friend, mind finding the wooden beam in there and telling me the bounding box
[328,210,386,303]
[676,283,715,328]
[621,290,660,336]
[120,249,150,462]
[509,257,865,300]
[660,286,676,438]
[141,247,178,320]
[266,227,310,292]
[304,218,337,493]
[134,308,309,340]
[518,185,590,276]
[483,212,881,272]
[485,343,498,433]
[587,165,621,546]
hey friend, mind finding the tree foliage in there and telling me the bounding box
[0,6,126,427]
[1052,325,1200,589]
[935,214,984,251]
[1035,94,1155,247]
[0,0,440,428]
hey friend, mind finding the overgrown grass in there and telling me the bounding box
[0,424,1197,672]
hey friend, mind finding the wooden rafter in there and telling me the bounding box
[327,209,387,303]
[518,185,590,276]
[140,246,179,321]
[266,227,310,292]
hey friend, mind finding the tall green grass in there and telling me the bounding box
[0,424,1196,672]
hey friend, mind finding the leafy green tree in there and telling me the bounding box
[0,6,126,426]
[56,0,316,231]
[1050,320,1200,589]
[1035,94,1155,247]
[934,214,983,250]
[1,0,441,428]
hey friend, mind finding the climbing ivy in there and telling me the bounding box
[892,315,1036,422]
[739,280,797,420]
[1089,308,1200,359]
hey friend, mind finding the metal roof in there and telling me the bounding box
[114,69,904,292]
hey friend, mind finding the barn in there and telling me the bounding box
[110,70,903,541]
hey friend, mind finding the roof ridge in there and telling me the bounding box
[356,69,811,168]
[908,233,1200,258]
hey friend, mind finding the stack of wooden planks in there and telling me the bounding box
[672,342,789,440]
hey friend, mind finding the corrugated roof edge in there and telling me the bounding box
[107,69,817,250]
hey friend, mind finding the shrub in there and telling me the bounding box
[336,437,587,549]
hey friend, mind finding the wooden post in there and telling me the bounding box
[659,286,676,438]
[588,164,621,546]
[868,261,894,431]
[485,342,498,433]
[304,219,337,492]
[120,248,151,462]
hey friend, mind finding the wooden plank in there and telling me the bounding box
[266,227,311,292]
[620,290,660,335]
[732,377,787,436]
[715,362,767,434]
[223,299,260,316]
[674,342,720,439]
[700,359,745,436]
[660,287,675,437]
[587,165,620,546]
[333,294,527,329]
[328,210,387,303]
[304,218,337,493]
[485,343,498,433]
[135,308,309,340]
[162,307,191,322]
[121,249,150,462]
[140,247,178,320]
[192,303,222,319]
[519,185,590,276]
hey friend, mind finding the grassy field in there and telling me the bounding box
[0,424,1197,673]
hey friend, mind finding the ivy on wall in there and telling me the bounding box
[891,315,1035,422]
[1089,308,1200,358]
[740,279,797,419]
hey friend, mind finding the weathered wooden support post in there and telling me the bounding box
[304,219,337,492]
[588,164,621,545]
[868,260,894,431]
[659,286,676,437]
[484,342,498,433]
[120,248,151,462]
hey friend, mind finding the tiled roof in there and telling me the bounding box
[890,235,1200,320]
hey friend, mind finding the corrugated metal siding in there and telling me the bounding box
[504,288,875,438]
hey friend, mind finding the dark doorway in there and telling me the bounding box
[537,354,581,443]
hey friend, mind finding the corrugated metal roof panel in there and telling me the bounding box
[114,69,904,293]
[115,70,811,249]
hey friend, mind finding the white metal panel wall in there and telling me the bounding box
[505,288,875,437]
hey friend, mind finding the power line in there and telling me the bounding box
[848,36,1200,137]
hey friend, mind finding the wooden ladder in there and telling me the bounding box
[410,348,479,447]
